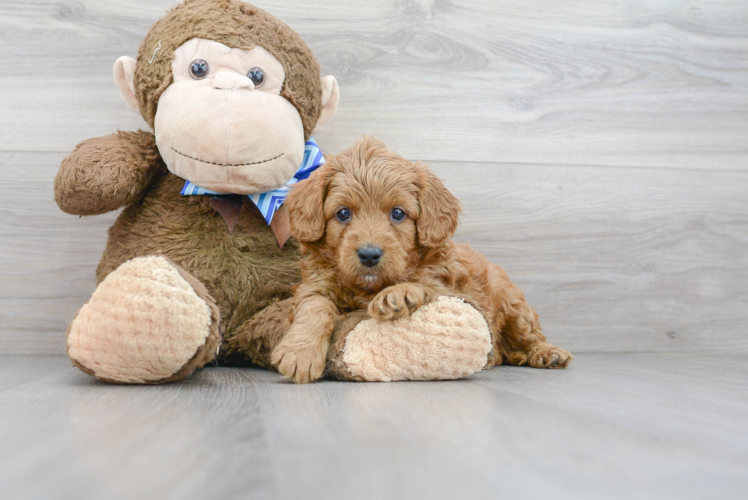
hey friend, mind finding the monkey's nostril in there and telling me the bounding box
[358,246,383,268]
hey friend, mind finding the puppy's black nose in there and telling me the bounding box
[358,246,383,268]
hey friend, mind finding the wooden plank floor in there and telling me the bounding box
[0,354,746,500]
[1,1,747,497]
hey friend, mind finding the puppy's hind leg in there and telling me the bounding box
[501,301,572,369]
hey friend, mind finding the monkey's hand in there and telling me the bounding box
[54,130,163,216]
[369,283,434,321]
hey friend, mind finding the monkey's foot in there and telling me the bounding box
[329,296,492,382]
[66,256,221,384]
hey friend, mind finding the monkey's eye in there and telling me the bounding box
[246,67,265,88]
[189,59,209,80]
[390,207,407,222]
[336,208,352,223]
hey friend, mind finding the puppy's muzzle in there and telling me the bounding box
[358,245,383,268]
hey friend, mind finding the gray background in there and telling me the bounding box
[2,0,746,355]
[1,1,746,499]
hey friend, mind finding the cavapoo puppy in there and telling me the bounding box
[272,136,572,383]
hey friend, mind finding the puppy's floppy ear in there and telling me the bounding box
[286,162,332,243]
[415,162,461,248]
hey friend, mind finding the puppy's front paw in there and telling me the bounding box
[369,283,427,321]
[271,339,328,384]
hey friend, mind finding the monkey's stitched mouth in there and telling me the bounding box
[171,147,284,167]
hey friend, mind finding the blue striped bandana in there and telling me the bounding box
[180,137,325,224]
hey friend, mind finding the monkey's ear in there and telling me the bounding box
[286,164,332,243]
[113,56,141,114]
[415,163,462,248]
[314,76,339,132]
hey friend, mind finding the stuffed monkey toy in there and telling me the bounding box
[55,0,493,384]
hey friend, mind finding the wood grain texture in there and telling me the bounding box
[0,0,746,168]
[0,151,116,354]
[2,152,746,355]
[436,161,748,354]
[1,0,747,354]
[2,3,746,497]
[0,354,746,500]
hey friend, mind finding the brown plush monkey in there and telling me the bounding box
[55,0,492,384]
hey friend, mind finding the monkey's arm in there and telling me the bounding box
[54,130,164,215]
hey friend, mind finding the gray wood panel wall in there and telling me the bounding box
[1,0,746,355]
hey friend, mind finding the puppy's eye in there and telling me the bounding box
[189,59,209,80]
[390,207,407,222]
[247,67,265,88]
[336,208,352,223]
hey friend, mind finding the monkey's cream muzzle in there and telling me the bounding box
[154,38,305,195]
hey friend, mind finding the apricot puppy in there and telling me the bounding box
[272,136,572,383]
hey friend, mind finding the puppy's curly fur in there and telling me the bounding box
[272,136,572,383]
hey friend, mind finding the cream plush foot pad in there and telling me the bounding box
[342,296,492,382]
[66,256,218,383]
